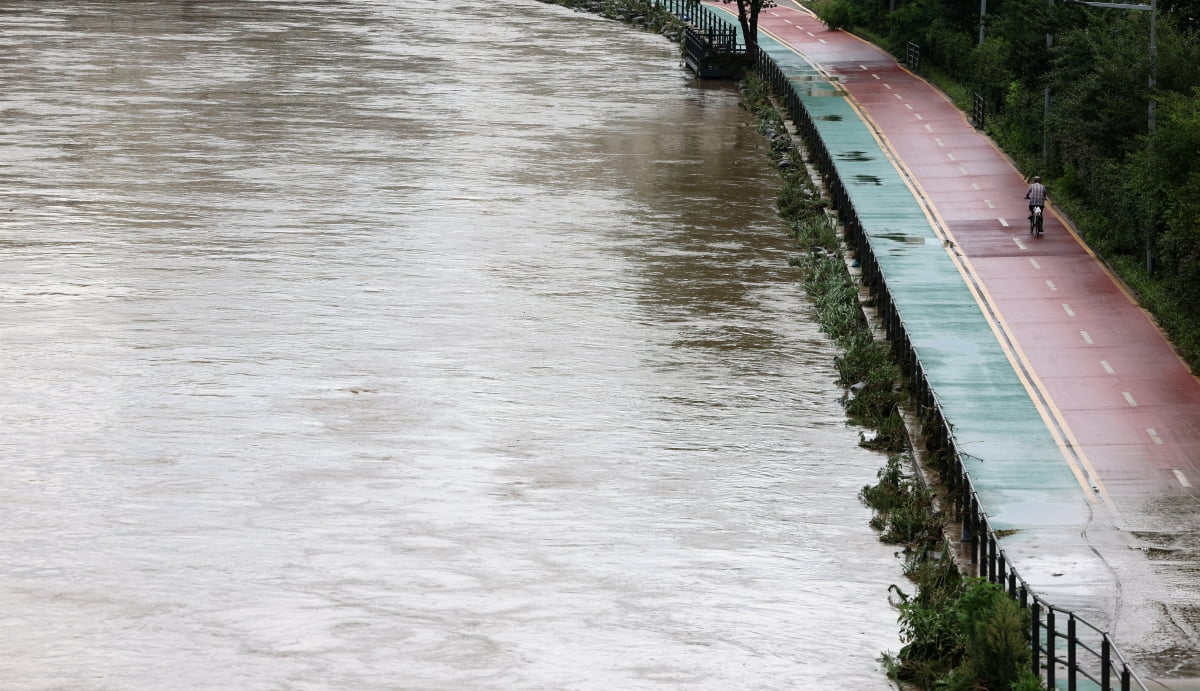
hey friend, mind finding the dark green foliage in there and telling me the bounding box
[969,38,1014,113]
[958,581,1032,688]
[859,455,908,521]
[860,460,1041,689]
[835,331,903,425]
[815,0,864,31]
[864,406,908,451]
[890,577,1041,690]
[818,0,1200,374]
[859,455,944,543]
[776,182,826,220]
[537,0,684,33]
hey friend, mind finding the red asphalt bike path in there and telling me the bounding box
[745,2,1200,683]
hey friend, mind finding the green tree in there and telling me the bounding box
[1141,89,1200,311]
[990,0,1057,88]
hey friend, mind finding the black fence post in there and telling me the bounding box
[1068,616,1077,691]
[1047,608,1057,690]
[969,496,979,567]
[960,475,970,530]
[1102,636,1112,690]
[988,535,997,582]
[1031,600,1041,680]
[976,507,984,571]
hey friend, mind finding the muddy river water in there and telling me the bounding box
[0,1,902,687]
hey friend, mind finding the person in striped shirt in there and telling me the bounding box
[1025,176,1047,220]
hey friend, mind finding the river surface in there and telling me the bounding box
[0,1,902,688]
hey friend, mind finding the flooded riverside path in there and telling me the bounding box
[0,0,903,688]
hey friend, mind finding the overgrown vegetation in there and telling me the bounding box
[858,457,1042,689]
[889,576,1043,689]
[807,0,1200,372]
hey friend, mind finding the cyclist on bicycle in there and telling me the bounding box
[1025,176,1047,220]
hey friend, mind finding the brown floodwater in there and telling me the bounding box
[0,0,902,687]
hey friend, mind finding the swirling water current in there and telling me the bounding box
[0,1,902,688]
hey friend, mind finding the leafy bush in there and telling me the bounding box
[891,578,1040,689]
[958,581,1032,688]
[859,455,945,545]
[811,0,864,32]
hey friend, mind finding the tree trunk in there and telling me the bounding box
[734,0,759,56]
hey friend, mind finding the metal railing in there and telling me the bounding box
[972,92,985,129]
[753,48,1146,691]
[653,0,746,77]
[655,0,743,48]
[952,452,1143,689]
[905,41,920,70]
[683,25,740,56]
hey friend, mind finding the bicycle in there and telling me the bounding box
[1029,205,1044,237]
